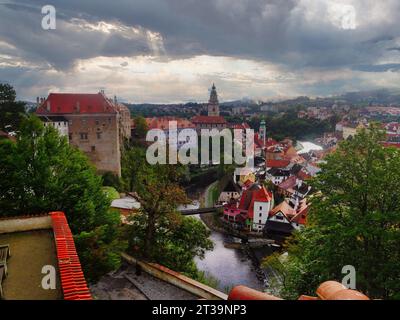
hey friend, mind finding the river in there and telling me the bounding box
[180,141,320,292]
[179,202,265,292]
[194,230,264,292]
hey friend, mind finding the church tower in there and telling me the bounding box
[208,83,220,116]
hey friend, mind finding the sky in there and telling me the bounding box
[1,0,400,103]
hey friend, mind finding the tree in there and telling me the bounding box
[0,83,26,131]
[133,116,148,139]
[279,127,400,299]
[122,147,214,278]
[0,115,127,281]
[121,146,148,192]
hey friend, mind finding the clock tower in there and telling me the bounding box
[208,83,220,117]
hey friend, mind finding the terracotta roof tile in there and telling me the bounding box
[50,212,92,300]
[36,93,122,114]
[191,115,227,124]
[266,159,290,168]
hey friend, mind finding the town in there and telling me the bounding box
[0,0,399,305]
[1,80,399,301]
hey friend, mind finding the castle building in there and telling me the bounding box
[36,92,131,176]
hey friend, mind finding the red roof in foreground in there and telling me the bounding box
[228,281,369,300]
[191,115,227,124]
[50,212,92,300]
[36,93,119,114]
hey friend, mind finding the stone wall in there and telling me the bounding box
[0,215,52,234]
[66,113,122,176]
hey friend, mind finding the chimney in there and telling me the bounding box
[46,101,51,112]
[114,95,117,104]
[36,97,40,105]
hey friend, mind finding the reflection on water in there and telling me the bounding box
[183,201,263,291]
[194,229,263,291]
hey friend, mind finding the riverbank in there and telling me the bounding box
[198,181,227,234]
[195,181,280,292]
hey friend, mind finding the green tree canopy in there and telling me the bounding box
[279,127,400,299]
[0,83,26,131]
[122,146,214,279]
[134,116,148,139]
[0,115,127,281]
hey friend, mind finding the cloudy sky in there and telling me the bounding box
[1,0,400,103]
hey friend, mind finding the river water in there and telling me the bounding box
[194,230,264,292]
[179,202,264,292]
[180,141,320,292]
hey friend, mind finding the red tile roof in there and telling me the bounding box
[36,93,119,114]
[269,200,294,221]
[277,175,297,190]
[228,281,370,300]
[232,123,250,130]
[266,159,290,168]
[297,169,312,180]
[238,185,273,219]
[269,198,308,225]
[191,115,227,124]
[50,212,92,300]
[145,117,195,130]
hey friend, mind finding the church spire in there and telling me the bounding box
[208,83,219,116]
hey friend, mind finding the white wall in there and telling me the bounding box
[252,200,271,232]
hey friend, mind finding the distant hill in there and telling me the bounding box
[334,89,400,105]
[260,89,400,107]
[124,89,400,115]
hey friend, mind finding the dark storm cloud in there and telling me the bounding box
[1,0,400,100]
[0,1,152,69]
[1,0,399,70]
[354,63,400,72]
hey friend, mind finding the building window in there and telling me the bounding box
[97,132,102,139]
[259,213,262,217]
[91,146,96,152]
[276,215,283,220]
[95,120,100,126]
[259,206,263,210]
[80,132,88,140]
